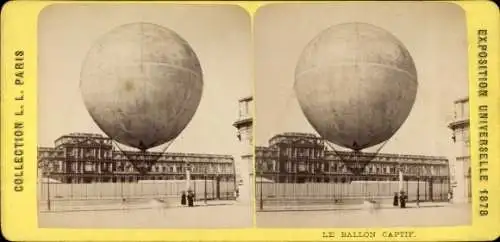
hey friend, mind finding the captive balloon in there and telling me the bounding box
[295,22,418,151]
[80,22,203,151]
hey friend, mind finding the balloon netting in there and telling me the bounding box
[336,151,378,175]
[112,140,173,175]
[325,141,386,176]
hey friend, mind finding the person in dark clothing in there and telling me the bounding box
[400,191,407,208]
[393,192,399,207]
[187,190,194,207]
[181,191,187,206]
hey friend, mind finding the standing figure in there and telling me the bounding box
[400,191,407,208]
[187,190,195,207]
[181,191,187,206]
[416,191,420,207]
[393,192,399,207]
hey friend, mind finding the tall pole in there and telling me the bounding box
[448,166,452,200]
[121,175,124,199]
[46,170,51,211]
[259,162,263,210]
[185,161,191,191]
[398,165,404,193]
[204,166,207,204]
[417,167,420,206]
[231,157,237,196]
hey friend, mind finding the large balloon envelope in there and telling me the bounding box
[80,23,203,151]
[295,22,418,151]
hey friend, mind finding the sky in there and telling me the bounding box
[254,2,468,158]
[38,4,252,156]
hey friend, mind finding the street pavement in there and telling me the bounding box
[39,198,236,212]
[256,202,471,228]
[38,200,253,228]
[38,199,471,228]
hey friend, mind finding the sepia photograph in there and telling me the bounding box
[37,3,253,228]
[254,2,471,228]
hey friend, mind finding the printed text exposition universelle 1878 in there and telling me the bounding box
[477,29,489,217]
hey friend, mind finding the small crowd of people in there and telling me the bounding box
[393,191,454,208]
[180,188,240,207]
[393,191,407,208]
[180,190,195,207]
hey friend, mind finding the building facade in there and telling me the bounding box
[233,96,254,203]
[256,133,450,185]
[38,133,236,183]
[448,97,471,203]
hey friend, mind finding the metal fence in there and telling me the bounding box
[255,175,449,210]
[38,179,236,212]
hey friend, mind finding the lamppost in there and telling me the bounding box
[231,157,237,199]
[47,172,51,211]
[204,165,208,205]
[185,161,192,192]
[397,163,404,193]
[44,163,51,211]
[259,161,263,210]
[417,166,420,207]
[397,163,408,208]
